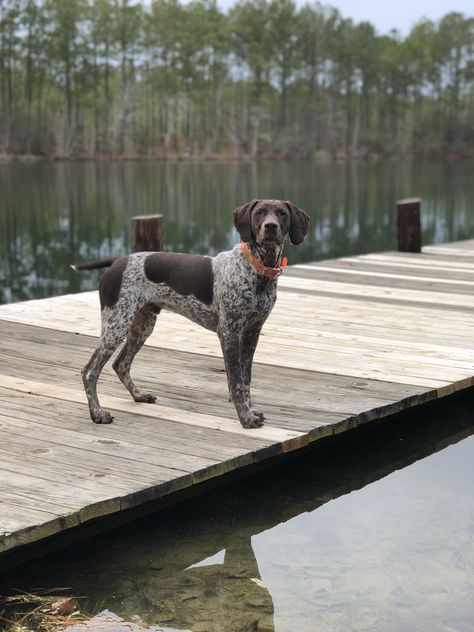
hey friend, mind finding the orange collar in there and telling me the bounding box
[240,242,287,279]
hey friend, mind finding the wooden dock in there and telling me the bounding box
[1,239,474,563]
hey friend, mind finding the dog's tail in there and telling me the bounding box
[71,257,119,271]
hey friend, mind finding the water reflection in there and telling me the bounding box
[2,392,473,631]
[1,160,474,303]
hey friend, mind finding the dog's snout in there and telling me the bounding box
[264,222,278,232]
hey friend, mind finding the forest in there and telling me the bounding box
[0,0,473,160]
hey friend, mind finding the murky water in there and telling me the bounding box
[2,392,473,631]
[1,160,474,303]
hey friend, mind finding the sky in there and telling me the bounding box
[323,0,473,35]
[219,0,473,36]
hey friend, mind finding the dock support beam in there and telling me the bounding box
[131,215,164,252]
[397,198,421,253]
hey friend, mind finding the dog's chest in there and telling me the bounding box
[213,250,278,322]
[225,277,277,327]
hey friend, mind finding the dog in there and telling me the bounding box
[74,199,309,428]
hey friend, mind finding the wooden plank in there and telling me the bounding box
[2,288,473,338]
[0,316,471,390]
[307,256,474,279]
[426,239,474,250]
[0,433,177,487]
[0,374,306,447]
[2,294,472,375]
[0,504,63,552]
[269,296,474,329]
[423,245,474,257]
[0,411,215,481]
[0,324,341,426]
[361,252,474,266]
[287,264,474,294]
[277,275,474,308]
[0,467,122,515]
[0,320,445,407]
[0,386,286,462]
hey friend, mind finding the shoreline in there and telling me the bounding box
[0,152,471,164]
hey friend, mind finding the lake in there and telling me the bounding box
[1,160,474,303]
[0,160,473,631]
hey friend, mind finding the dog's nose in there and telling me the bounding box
[265,222,278,232]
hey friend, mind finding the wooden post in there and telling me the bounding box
[397,198,421,253]
[131,214,164,252]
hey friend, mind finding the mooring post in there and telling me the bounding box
[131,214,164,252]
[397,198,421,253]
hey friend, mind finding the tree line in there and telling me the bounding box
[0,0,473,160]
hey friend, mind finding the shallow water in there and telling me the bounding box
[1,160,474,303]
[2,392,473,632]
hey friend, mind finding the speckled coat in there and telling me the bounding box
[77,199,310,428]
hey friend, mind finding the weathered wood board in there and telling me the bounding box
[0,241,473,561]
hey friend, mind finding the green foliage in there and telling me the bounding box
[0,0,473,158]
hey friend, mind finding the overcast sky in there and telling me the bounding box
[219,0,473,35]
[322,0,473,35]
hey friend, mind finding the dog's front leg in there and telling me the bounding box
[218,327,264,429]
[240,323,265,423]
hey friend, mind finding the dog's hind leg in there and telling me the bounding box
[112,303,159,403]
[82,307,135,424]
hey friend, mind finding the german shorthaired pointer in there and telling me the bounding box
[74,199,309,428]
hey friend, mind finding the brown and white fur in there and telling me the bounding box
[74,199,309,428]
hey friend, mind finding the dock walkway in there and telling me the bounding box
[1,240,474,561]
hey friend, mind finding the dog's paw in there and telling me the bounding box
[91,409,114,424]
[134,392,157,404]
[241,410,265,429]
[251,409,265,422]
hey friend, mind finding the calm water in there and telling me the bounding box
[1,160,474,303]
[1,393,474,631]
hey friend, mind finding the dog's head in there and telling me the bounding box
[233,199,310,246]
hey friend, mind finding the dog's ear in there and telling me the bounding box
[285,201,310,245]
[233,199,260,242]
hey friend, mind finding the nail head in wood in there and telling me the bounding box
[132,214,164,252]
[397,198,421,253]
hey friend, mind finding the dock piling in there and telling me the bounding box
[397,198,421,253]
[132,214,164,252]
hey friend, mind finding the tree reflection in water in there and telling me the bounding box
[2,160,474,304]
